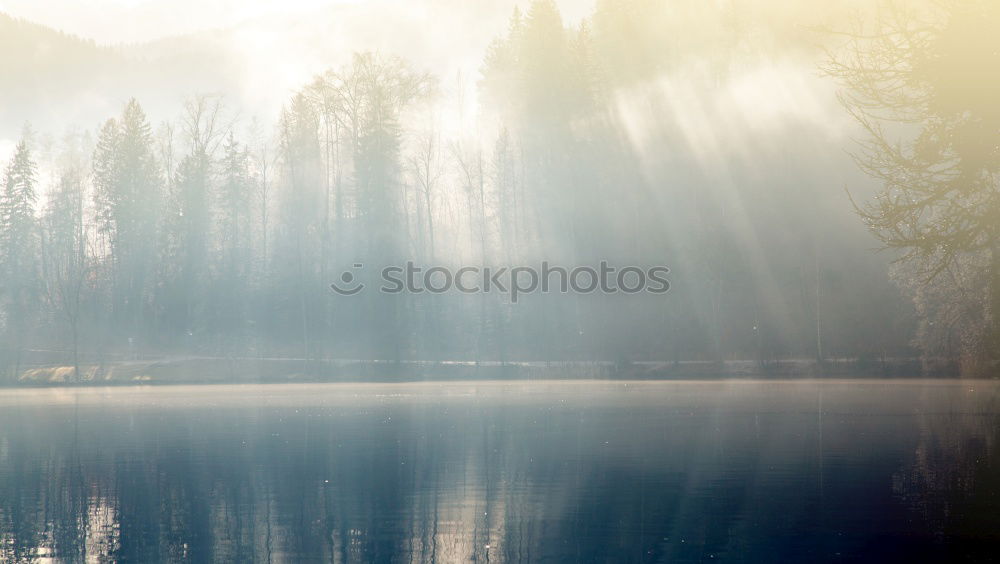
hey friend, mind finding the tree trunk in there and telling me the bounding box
[990,240,1000,372]
[72,322,80,384]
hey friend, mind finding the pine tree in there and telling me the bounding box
[0,139,38,262]
[91,99,161,340]
[219,131,251,267]
[213,131,252,333]
[0,134,39,379]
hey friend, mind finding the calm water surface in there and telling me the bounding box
[1,380,999,562]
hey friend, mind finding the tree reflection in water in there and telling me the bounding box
[0,381,998,562]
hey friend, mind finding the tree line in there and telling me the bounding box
[8,0,981,380]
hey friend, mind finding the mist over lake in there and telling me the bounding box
[3,0,1000,561]
[3,380,999,562]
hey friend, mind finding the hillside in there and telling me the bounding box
[0,2,516,137]
[0,12,252,135]
[0,14,126,132]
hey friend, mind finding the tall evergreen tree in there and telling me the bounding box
[91,99,161,341]
[0,134,39,379]
[214,131,253,334]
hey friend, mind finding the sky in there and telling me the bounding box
[0,0,850,169]
[0,0,357,43]
[0,0,595,44]
[0,0,601,164]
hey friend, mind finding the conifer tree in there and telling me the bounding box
[0,134,39,378]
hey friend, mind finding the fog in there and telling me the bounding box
[0,0,597,142]
[1,0,977,383]
[7,4,1000,560]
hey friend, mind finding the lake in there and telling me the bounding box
[1,380,998,562]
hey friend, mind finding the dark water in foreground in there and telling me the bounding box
[1,380,999,563]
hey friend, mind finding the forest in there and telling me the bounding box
[1,0,996,380]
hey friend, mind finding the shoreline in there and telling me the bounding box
[1,356,970,388]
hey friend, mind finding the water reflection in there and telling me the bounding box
[0,381,998,562]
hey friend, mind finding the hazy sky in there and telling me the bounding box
[0,0,367,43]
[0,0,599,160]
[0,0,846,168]
[0,0,593,43]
